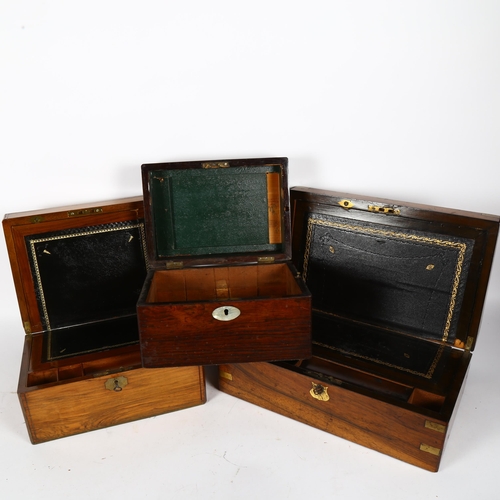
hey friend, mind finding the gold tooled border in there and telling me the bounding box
[28,222,147,360]
[303,217,467,379]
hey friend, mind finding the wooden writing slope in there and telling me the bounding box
[3,197,205,443]
[219,187,498,471]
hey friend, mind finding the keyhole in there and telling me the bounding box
[313,384,325,395]
[212,305,240,321]
[113,379,122,392]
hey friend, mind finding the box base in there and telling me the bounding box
[218,360,471,472]
[138,263,311,366]
[19,336,206,444]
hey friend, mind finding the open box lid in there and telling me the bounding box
[3,197,148,360]
[141,158,291,268]
[290,187,499,352]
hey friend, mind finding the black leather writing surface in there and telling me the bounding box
[39,316,140,362]
[25,221,147,360]
[303,214,474,345]
[311,314,451,382]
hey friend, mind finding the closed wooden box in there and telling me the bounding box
[219,187,499,471]
[3,197,206,444]
[137,158,311,367]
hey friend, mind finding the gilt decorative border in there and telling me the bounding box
[303,216,468,378]
[27,222,147,359]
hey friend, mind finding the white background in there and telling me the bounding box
[1,1,499,498]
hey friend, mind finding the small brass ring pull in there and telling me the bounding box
[212,305,241,321]
[310,382,329,401]
[105,376,128,392]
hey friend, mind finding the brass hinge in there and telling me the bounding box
[68,207,103,218]
[24,321,31,334]
[166,261,184,269]
[258,256,275,264]
[368,204,400,215]
[202,161,229,169]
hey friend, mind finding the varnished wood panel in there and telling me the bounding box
[219,362,454,472]
[4,197,207,443]
[20,365,205,444]
[139,294,311,367]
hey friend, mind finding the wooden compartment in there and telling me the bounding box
[3,197,206,444]
[146,264,303,303]
[137,158,311,367]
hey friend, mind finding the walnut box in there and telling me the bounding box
[3,197,206,444]
[137,158,311,367]
[219,187,499,471]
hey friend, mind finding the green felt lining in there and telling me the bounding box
[150,165,284,258]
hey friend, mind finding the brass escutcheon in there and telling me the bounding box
[310,382,329,401]
[105,376,128,392]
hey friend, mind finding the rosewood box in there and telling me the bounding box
[137,158,311,367]
[219,187,499,471]
[3,197,206,444]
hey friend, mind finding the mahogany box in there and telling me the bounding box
[219,187,499,471]
[3,197,206,444]
[137,158,311,367]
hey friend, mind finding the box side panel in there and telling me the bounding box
[20,366,205,444]
[219,362,448,472]
[138,295,311,366]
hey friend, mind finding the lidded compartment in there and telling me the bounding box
[137,158,311,367]
[286,187,499,415]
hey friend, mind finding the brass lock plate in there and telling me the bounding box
[310,382,329,401]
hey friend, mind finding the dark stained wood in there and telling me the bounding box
[137,158,312,367]
[138,263,311,367]
[218,187,499,471]
[219,361,459,472]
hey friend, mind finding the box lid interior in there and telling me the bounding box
[142,158,290,266]
[3,198,147,362]
[290,187,499,354]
